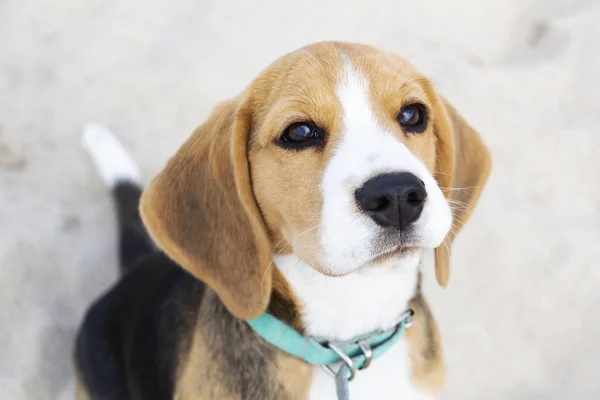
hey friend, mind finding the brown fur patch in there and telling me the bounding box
[174,318,228,400]
[406,279,446,394]
[174,290,309,399]
[140,98,273,320]
[276,354,314,400]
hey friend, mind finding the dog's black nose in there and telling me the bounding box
[355,172,427,230]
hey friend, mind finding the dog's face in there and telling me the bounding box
[249,45,451,276]
[141,42,491,319]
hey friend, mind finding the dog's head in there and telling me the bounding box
[140,42,491,319]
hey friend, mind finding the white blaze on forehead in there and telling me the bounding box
[331,62,426,184]
[318,62,452,275]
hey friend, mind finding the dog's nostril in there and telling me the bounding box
[406,191,423,205]
[372,196,389,211]
[363,195,389,211]
[406,186,427,205]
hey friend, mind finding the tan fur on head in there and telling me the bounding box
[140,97,273,320]
[432,95,492,286]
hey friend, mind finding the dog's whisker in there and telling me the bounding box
[442,236,451,255]
[440,186,482,193]
[448,226,458,237]
[448,199,472,207]
[449,210,471,220]
[452,214,469,226]
[391,59,410,85]
[450,218,467,230]
[449,205,470,212]
[448,204,471,212]
[262,228,312,287]
[263,222,322,287]
[292,224,320,241]
[291,258,303,280]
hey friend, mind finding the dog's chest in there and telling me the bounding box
[275,254,434,400]
[307,339,433,400]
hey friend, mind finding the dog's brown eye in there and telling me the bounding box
[286,123,314,142]
[398,104,427,133]
[278,122,324,149]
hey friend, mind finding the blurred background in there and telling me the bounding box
[1,0,599,398]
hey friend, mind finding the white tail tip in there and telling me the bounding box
[81,123,142,187]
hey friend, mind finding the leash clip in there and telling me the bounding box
[322,336,375,380]
[323,342,358,381]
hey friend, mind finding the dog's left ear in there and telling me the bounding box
[140,95,273,320]
[432,95,492,287]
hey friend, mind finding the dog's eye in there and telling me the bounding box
[398,104,427,133]
[278,122,324,149]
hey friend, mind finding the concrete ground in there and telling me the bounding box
[1,0,599,398]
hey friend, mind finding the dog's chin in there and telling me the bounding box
[368,246,423,267]
[312,246,424,278]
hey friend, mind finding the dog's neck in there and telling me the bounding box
[274,253,421,340]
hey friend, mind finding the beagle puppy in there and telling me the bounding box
[75,41,491,400]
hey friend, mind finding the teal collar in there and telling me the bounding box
[245,309,414,400]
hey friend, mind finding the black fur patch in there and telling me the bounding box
[75,253,205,400]
[112,182,156,274]
[198,291,287,399]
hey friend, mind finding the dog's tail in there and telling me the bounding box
[82,123,155,275]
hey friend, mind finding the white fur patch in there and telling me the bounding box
[276,254,419,342]
[81,123,142,187]
[276,254,434,400]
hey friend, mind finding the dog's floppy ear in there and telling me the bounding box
[432,96,491,287]
[140,97,272,319]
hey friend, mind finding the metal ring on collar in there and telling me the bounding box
[404,308,415,328]
[385,308,415,331]
[357,340,373,370]
[324,342,357,381]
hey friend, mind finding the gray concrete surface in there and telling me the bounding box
[1,0,600,398]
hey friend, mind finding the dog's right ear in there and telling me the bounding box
[140,97,273,320]
[432,95,492,287]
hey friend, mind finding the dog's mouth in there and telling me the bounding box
[315,244,423,277]
[369,245,422,266]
